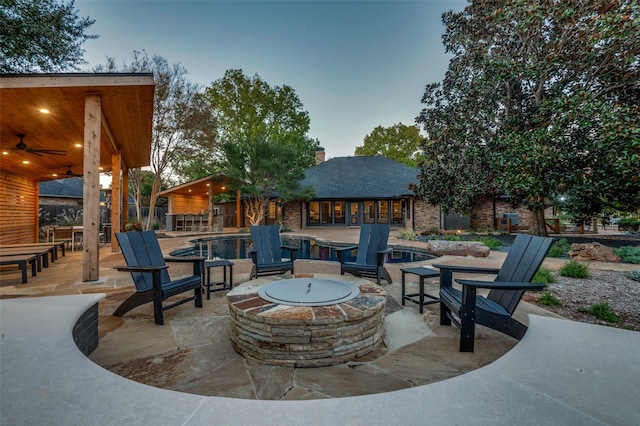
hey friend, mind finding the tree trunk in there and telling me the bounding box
[145,175,161,231]
[529,208,548,236]
[244,197,265,226]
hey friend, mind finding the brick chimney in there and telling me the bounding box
[315,147,326,165]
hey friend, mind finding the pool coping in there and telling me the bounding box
[2,294,639,425]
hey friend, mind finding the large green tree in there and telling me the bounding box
[96,51,217,230]
[355,123,423,167]
[415,0,639,235]
[202,69,316,225]
[0,0,97,73]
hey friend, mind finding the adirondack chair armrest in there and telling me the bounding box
[433,264,501,288]
[164,256,205,275]
[114,265,168,273]
[455,279,546,291]
[335,245,359,263]
[375,247,393,265]
[281,244,300,261]
[247,250,259,264]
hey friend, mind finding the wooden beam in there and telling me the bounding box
[101,111,119,154]
[82,94,102,281]
[236,189,242,228]
[208,178,214,232]
[111,153,122,252]
[122,170,129,226]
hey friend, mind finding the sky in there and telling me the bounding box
[75,0,467,160]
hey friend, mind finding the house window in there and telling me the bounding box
[309,201,320,224]
[391,200,403,224]
[321,201,332,224]
[377,201,388,223]
[334,201,345,224]
[364,201,375,224]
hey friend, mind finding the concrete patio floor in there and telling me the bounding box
[0,228,628,401]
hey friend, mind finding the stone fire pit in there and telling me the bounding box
[227,274,386,367]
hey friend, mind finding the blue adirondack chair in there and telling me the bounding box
[114,231,203,325]
[336,224,393,285]
[248,225,298,279]
[433,234,553,352]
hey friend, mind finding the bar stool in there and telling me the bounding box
[175,214,185,231]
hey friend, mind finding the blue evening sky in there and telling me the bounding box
[76,0,467,159]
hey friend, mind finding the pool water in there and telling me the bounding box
[170,235,438,263]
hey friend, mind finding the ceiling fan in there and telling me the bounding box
[13,134,67,157]
[64,165,83,178]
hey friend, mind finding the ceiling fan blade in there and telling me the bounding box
[12,134,67,156]
[29,149,67,156]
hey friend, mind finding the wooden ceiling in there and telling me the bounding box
[0,74,155,182]
[158,174,236,198]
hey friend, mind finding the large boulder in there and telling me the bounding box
[425,240,490,257]
[568,242,621,262]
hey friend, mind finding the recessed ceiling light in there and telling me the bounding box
[99,167,104,170]
[74,143,82,148]
[52,173,58,177]
[2,151,8,155]
[39,108,50,114]
[22,160,29,164]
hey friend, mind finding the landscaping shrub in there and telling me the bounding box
[578,303,621,323]
[629,270,640,282]
[539,291,561,306]
[559,260,590,278]
[474,236,502,250]
[532,267,556,284]
[442,234,464,241]
[613,246,640,264]
[125,220,143,232]
[547,238,571,258]
[617,218,639,232]
[396,228,418,241]
[55,208,83,226]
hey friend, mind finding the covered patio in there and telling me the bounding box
[159,173,240,232]
[0,73,155,281]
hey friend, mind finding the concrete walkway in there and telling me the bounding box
[2,294,639,425]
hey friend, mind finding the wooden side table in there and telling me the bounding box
[204,259,233,299]
[401,267,440,314]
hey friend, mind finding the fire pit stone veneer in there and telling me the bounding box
[227,275,386,367]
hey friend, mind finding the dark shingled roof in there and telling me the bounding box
[39,178,84,199]
[300,156,418,199]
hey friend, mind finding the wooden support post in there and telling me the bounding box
[208,178,214,232]
[122,171,129,227]
[83,94,101,282]
[236,189,242,228]
[111,153,122,252]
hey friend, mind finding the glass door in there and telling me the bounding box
[348,202,360,225]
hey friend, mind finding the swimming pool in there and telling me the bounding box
[170,235,438,263]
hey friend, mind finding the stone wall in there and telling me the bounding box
[412,199,440,233]
[283,201,303,231]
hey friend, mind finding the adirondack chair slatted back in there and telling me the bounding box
[116,231,171,292]
[490,234,553,314]
[355,224,390,265]
[251,225,282,264]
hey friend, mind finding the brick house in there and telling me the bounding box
[279,154,536,233]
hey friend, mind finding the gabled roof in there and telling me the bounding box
[300,156,418,199]
[39,178,84,199]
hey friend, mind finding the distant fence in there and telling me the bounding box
[39,205,167,228]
